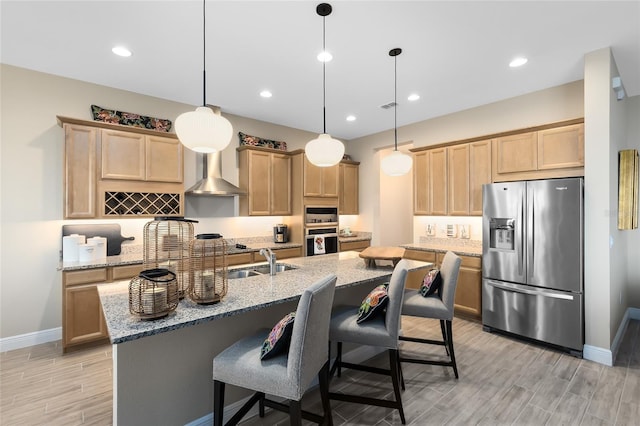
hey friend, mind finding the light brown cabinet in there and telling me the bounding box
[447,144,470,215]
[339,162,359,215]
[493,123,584,182]
[58,116,184,219]
[469,140,492,215]
[339,239,370,252]
[304,157,339,198]
[62,264,144,352]
[403,250,482,320]
[413,148,447,215]
[238,147,292,216]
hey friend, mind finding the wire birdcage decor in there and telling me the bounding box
[129,268,179,320]
[189,234,228,304]
[143,217,196,299]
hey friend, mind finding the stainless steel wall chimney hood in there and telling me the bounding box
[185,152,246,196]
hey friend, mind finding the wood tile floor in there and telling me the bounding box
[1,317,638,425]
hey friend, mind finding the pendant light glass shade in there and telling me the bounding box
[175,0,232,153]
[381,47,413,176]
[175,107,232,153]
[306,133,345,167]
[306,3,345,168]
[381,149,413,176]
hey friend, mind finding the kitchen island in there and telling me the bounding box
[98,251,432,425]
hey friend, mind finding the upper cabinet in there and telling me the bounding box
[492,123,584,182]
[339,161,359,215]
[413,119,582,216]
[414,147,447,215]
[303,156,339,198]
[238,147,292,216]
[58,116,184,219]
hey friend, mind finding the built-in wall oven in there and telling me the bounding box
[304,206,339,256]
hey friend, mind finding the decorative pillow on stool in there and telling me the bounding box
[261,312,295,360]
[420,269,442,297]
[357,283,389,323]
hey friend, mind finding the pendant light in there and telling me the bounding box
[175,0,232,153]
[381,48,413,176]
[305,3,345,167]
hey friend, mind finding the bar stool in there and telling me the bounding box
[212,274,337,426]
[328,260,409,424]
[400,251,462,378]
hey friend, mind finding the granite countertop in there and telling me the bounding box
[401,237,482,257]
[338,231,372,243]
[59,239,303,271]
[97,251,432,344]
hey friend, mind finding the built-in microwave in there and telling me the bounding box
[304,206,338,227]
[305,227,339,256]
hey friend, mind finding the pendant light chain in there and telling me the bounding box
[202,0,207,107]
[322,13,327,134]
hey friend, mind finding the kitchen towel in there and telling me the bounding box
[62,234,85,262]
[314,236,326,255]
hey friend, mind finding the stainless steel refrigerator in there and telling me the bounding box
[482,178,584,355]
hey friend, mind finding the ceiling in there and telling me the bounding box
[2,1,639,140]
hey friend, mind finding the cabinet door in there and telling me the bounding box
[413,152,429,214]
[447,144,470,215]
[494,132,537,175]
[101,129,145,180]
[469,140,492,216]
[63,284,108,348]
[339,163,359,214]
[303,157,323,197]
[146,135,183,182]
[270,153,292,215]
[64,124,97,218]
[430,148,448,215]
[248,150,271,215]
[322,165,340,197]
[453,256,482,319]
[537,124,584,170]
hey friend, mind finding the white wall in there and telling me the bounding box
[0,64,317,339]
[624,96,640,307]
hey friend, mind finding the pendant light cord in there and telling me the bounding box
[322,14,327,134]
[394,53,398,151]
[202,0,207,107]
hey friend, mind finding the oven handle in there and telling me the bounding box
[305,233,339,239]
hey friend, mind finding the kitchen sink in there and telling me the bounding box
[226,263,298,279]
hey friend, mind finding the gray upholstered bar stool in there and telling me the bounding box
[328,260,409,424]
[399,251,462,378]
[212,274,337,426]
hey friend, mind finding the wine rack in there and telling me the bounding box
[104,191,181,216]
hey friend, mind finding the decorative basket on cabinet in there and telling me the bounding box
[188,234,228,304]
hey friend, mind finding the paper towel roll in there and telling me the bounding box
[62,234,85,262]
[78,244,96,262]
[87,236,107,259]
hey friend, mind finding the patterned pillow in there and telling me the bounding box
[420,269,442,297]
[91,105,172,132]
[356,283,389,324]
[260,312,295,360]
[238,131,288,151]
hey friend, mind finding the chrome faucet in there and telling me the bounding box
[259,248,277,276]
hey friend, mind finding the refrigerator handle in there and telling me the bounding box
[529,189,534,281]
[518,191,524,276]
[486,280,575,301]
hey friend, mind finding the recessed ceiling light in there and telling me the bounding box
[509,57,528,68]
[317,51,333,62]
[260,90,272,98]
[346,115,356,122]
[111,46,132,57]
[408,94,420,101]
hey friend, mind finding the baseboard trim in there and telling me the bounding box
[186,345,385,426]
[628,307,640,320]
[583,344,612,366]
[0,327,62,352]
[584,306,640,367]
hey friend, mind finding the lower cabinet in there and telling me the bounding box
[62,264,144,352]
[339,239,371,252]
[403,250,482,320]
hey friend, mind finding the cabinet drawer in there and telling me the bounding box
[273,247,302,259]
[112,264,144,281]
[459,255,481,269]
[403,249,436,262]
[340,240,370,252]
[64,268,108,286]
[227,252,254,266]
